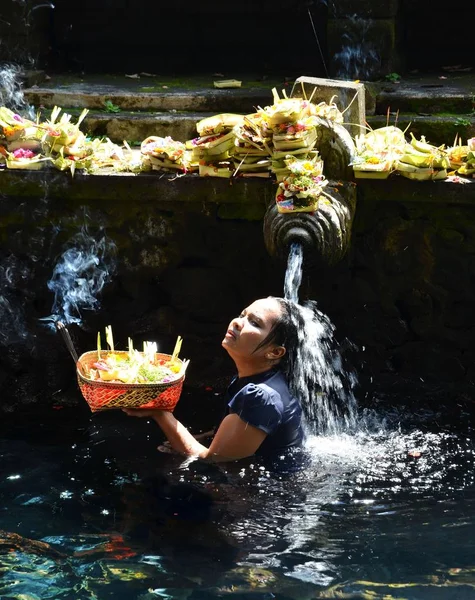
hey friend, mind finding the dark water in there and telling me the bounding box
[1,389,475,600]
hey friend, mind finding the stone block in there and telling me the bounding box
[291,75,365,137]
[327,18,402,81]
[328,0,400,19]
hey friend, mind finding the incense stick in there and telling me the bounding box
[56,321,79,364]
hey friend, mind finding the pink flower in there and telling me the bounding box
[13,148,35,159]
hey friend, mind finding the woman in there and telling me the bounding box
[123,297,304,462]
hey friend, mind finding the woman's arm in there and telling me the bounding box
[122,409,267,462]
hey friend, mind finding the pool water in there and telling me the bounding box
[1,388,475,600]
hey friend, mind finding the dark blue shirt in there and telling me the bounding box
[225,368,304,457]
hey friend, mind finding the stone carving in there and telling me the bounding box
[263,118,357,268]
[263,182,357,268]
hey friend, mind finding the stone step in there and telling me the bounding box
[366,74,475,116]
[81,110,216,145]
[23,73,284,114]
[17,73,475,147]
[22,73,475,117]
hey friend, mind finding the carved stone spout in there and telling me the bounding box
[263,182,357,267]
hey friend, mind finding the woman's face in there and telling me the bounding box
[222,298,283,360]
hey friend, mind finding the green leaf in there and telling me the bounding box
[103,99,121,114]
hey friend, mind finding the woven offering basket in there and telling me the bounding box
[77,351,185,413]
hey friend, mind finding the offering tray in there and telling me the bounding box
[77,350,185,413]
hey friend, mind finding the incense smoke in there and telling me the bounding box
[0,64,31,113]
[43,228,117,328]
[0,256,32,345]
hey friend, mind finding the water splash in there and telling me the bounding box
[284,242,303,303]
[333,15,380,80]
[282,243,372,435]
[287,299,361,436]
[42,228,117,328]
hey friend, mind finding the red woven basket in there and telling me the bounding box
[77,350,185,413]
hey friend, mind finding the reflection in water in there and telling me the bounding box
[0,399,474,599]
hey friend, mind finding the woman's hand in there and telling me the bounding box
[122,408,170,419]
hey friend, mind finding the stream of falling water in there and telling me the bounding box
[283,241,362,435]
[283,242,303,303]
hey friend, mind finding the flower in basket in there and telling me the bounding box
[5,146,52,170]
[84,329,188,386]
[271,115,318,152]
[141,136,193,172]
[0,107,27,141]
[396,133,450,180]
[457,149,475,177]
[233,113,273,156]
[76,329,191,412]
[275,154,328,213]
[351,126,406,179]
[52,146,94,177]
[42,106,89,150]
[312,98,344,123]
[0,107,41,145]
[83,138,144,174]
[141,136,186,162]
[447,137,470,171]
[264,89,309,127]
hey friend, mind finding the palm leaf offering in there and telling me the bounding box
[0,89,473,181]
[446,135,475,176]
[275,153,328,213]
[394,133,450,180]
[351,126,406,179]
[86,328,190,385]
[0,105,152,176]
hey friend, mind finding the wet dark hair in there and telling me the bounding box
[253,296,302,378]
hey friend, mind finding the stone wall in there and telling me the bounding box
[303,189,475,406]
[0,172,474,412]
[0,0,52,67]
[1,1,328,76]
[2,2,472,82]
[326,0,402,80]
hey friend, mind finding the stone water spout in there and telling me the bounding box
[263,182,357,267]
[264,117,358,267]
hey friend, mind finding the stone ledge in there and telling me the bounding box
[0,169,275,205]
[356,177,475,206]
[1,169,474,206]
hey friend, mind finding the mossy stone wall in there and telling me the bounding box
[0,172,474,411]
